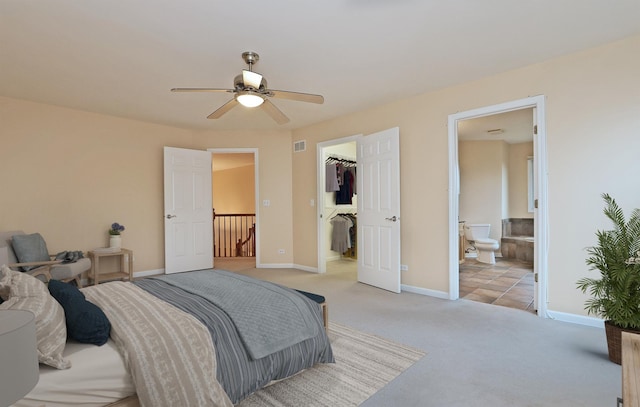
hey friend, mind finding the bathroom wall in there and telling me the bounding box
[507,142,534,219]
[459,139,534,245]
[458,140,506,242]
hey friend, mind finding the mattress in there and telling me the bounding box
[14,340,135,407]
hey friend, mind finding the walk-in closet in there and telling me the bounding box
[322,142,357,275]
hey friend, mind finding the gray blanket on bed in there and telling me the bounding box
[154,269,319,360]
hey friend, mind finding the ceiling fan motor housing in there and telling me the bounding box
[234,74,267,91]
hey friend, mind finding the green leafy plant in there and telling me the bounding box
[577,193,640,329]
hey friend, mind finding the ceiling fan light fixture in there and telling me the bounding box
[236,91,264,108]
[242,70,263,89]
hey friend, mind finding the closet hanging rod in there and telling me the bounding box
[326,155,356,165]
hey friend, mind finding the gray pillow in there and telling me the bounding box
[12,233,50,271]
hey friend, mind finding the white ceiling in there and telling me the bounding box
[2,1,639,131]
[458,108,534,144]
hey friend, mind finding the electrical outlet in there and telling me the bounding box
[401,264,408,271]
[278,249,285,254]
[263,199,270,207]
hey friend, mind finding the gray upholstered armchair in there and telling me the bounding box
[0,230,91,287]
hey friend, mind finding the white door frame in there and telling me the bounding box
[208,148,261,267]
[316,135,361,274]
[447,95,550,318]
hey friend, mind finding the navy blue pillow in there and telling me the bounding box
[48,280,111,346]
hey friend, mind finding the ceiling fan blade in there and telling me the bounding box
[242,70,263,89]
[171,88,233,93]
[207,99,239,119]
[261,99,290,124]
[269,90,324,104]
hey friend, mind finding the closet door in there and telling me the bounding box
[357,127,401,293]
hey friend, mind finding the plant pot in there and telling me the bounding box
[109,235,122,249]
[604,320,640,364]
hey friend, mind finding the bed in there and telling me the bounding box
[0,265,334,407]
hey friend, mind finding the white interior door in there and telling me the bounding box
[357,127,401,293]
[164,147,213,274]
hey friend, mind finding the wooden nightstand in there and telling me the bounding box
[88,248,133,285]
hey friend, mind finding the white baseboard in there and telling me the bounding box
[133,268,164,278]
[401,284,450,299]
[256,262,294,269]
[546,310,604,328]
[292,264,320,273]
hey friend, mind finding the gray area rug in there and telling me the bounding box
[238,322,426,407]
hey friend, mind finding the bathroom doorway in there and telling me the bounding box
[458,108,535,313]
[447,96,549,318]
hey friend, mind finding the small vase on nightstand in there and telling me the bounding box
[109,235,122,249]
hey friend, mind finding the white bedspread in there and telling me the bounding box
[14,340,135,407]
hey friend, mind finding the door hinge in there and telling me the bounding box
[534,199,538,209]
[533,124,538,135]
[534,273,538,283]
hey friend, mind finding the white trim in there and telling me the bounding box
[208,148,260,266]
[448,95,549,318]
[546,310,604,328]
[133,269,165,278]
[293,264,320,273]
[257,262,294,269]
[401,284,450,299]
[316,135,362,274]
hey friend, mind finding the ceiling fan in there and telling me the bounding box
[171,51,324,124]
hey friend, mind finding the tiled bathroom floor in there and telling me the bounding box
[459,258,535,314]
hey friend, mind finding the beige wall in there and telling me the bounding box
[191,131,293,265]
[508,142,534,219]
[0,100,294,271]
[2,34,639,318]
[291,34,640,316]
[0,97,193,272]
[213,165,256,214]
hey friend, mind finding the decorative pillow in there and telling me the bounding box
[11,233,50,271]
[48,279,111,346]
[0,265,71,369]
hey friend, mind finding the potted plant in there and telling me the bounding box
[577,193,640,364]
[108,222,125,249]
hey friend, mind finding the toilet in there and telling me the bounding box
[464,223,500,264]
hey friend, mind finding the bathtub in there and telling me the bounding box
[501,218,534,263]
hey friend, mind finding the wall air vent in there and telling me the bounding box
[294,140,306,153]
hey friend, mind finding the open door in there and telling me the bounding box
[163,147,213,274]
[357,127,401,293]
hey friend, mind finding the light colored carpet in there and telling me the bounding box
[237,322,426,407]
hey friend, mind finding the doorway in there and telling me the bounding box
[448,96,549,318]
[209,148,260,270]
[316,128,402,293]
[457,108,535,313]
[316,136,360,277]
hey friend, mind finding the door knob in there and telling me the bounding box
[166,214,177,219]
[385,216,397,222]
